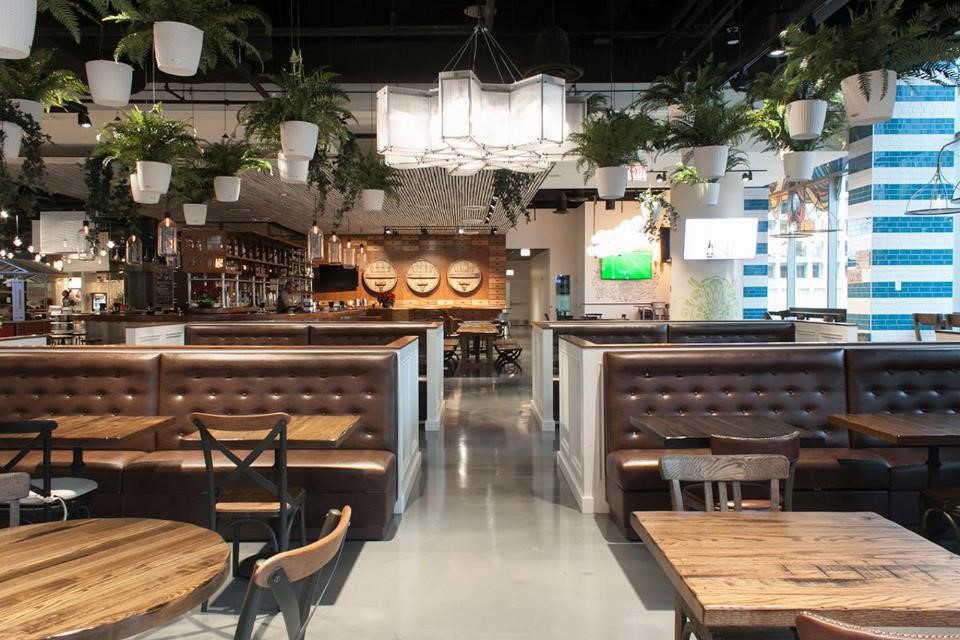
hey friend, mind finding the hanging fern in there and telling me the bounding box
[0,49,87,109]
[84,150,140,234]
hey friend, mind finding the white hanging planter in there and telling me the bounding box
[183,203,207,225]
[673,182,720,207]
[278,152,309,184]
[136,160,173,194]
[1,121,23,158]
[785,99,827,140]
[153,21,204,76]
[11,99,42,125]
[782,150,818,181]
[691,145,728,180]
[129,173,161,204]
[595,166,628,200]
[0,0,37,60]
[280,120,319,161]
[214,175,242,202]
[360,188,385,211]
[841,69,898,126]
[85,60,133,107]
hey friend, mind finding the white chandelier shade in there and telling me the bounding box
[377,70,579,175]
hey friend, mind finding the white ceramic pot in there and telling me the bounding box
[153,21,203,76]
[841,69,898,126]
[0,0,36,59]
[214,175,242,202]
[278,152,308,184]
[785,99,827,141]
[782,150,817,181]
[280,120,319,161]
[129,173,161,204]
[136,160,173,194]
[1,121,23,158]
[360,188,385,211]
[85,60,133,107]
[595,166,628,200]
[183,203,207,225]
[691,145,728,180]
[11,99,42,125]
[672,182,720,207]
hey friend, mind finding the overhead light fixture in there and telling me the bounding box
[506,268,515,276]
[0,210,7,218]
[12,236,21,247]
[768,46,786,58]
[489,228,496,235]
[906,133,960,215]
[457,227,465,235]
[520,248,531,257]
[78,110,92,128]
[742,170,753,182]
[27,244,34,253]
[725,25,740,46]
[605,199,616,210]
[384,227,394,235]
[655,171,666,183]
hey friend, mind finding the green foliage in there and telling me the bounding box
[201,136,272,177]
[746,65,836,105]
[0,49,87,109]
[349,148,400,194]
[750,97,846,153]
[0,99,49,216]
[637,59,728,113]
[84,149,140,233]
[105,0,270,72]
[782,0,960,99]
[307,135,359,232]
[636,189,677,240]
[94,103,200,166]
[568,109,660,180]
[169,162,214,204]
[669,163,707,185]
[239,51,352,150]
[38,0,113,44]
[661,96,752,150]
[493,169,537,228]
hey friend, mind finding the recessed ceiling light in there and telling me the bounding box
[768,47,786,58]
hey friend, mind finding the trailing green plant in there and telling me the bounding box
[240,50,352,150]
[568,109,660,180]
[105,0,270,73]
[751,97,847,153]
[84,148,140,233]
[169,162,214,204]
[0,49,87,110]
[661,95,753,150]
[201,136,272,177]
[781,0,960,99]
[493,169,538,228]
[746,67,836,106]
[94,103,200,166]
[0,100,49,216]
[307,135,359,232]
[38,0,114,44]
[350,148,401,194]
[669,163,708,185]
[636,189,677,240]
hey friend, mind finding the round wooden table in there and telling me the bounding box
[0,518,230,639]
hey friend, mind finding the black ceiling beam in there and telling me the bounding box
[680,1,742,66]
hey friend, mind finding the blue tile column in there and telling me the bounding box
[845,82,956,340]
[742,186,769,319]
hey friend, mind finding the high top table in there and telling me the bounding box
[0,518,229,639]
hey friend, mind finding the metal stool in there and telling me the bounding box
[493,340,522,375]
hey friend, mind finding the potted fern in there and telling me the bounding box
[95,103,200,195]
[201,136,271,202]
[105,0,270,77]
[0,49,86,125]
[783,0,960,126]
[751,97,846,181]
[669,164,720,207]
[349,148,400,211]
[749,61,839,142]
[169,163,213,225]
[240,50,352,162]
[569,108,659,200]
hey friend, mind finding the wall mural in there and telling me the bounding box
[587,261,661,303]
[680,275,738,320]
[448,259,483,294]
[405,259,441,294]
[362,259,398,293]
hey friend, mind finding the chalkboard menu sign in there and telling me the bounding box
[154,266,175,308]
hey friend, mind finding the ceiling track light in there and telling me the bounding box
[768,45,786,58]
[655,171,666,183]
[742,170,754,182]
[77,110,92,128]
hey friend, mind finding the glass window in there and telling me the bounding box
[796,243,807,257]
[796,263,807,278]
[778,264,787,279]
[812,263,822,279]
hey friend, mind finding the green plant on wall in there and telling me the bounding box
[681,275,738,320]
[493,169,537,228]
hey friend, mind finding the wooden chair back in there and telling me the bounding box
[947,313,960,330]
[796,612,960,639]
[234,506,351,640]
[0,472,30,527]
[710,431,800,511]
[660,454,790,512]
[0,420,56,501]
[912,313,945,340]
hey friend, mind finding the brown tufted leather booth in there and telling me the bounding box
[0,346,403,539]
[666,321,796,343]
[185,323,310,346]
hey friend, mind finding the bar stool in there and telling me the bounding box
[493,339,523,375]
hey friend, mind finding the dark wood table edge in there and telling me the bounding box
[628,416,823,448]
[179,414,361,449]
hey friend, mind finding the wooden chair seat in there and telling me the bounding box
[216,485,306,515]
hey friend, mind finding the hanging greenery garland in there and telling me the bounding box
[0,99,49,218]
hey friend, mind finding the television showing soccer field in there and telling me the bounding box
[683,217,759,260]
[600,249,654,280]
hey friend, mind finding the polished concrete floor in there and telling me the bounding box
[138,327,675,639]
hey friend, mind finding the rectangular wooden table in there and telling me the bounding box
[630,415,823,448]
[181,414,360,448]
[828,413,960,483]
[457,322,499,377]
[632,511,960,635]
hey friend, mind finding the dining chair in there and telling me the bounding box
[795,612,960,639]
[920,487,960,549]
[652,302,667,320]
[191,412,307,577]
[912,313,945,341]
[233,506,351,640]
[946,313,960,331]
[0,472,30,527]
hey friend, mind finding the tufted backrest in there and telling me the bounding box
[0,351,161,450]
[667,321,796,343]
[185,323,309,345]
[845,347,960,447]
[603,347,848,452]
[310,325,428,375]
[551,323,669,360]
[156,351,397,451]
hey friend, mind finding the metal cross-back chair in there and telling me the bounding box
[191,412,307,577]
[234,506,351,640]
[0,472,30,527]
[0,420,59,523]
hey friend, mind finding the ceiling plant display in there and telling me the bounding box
[200,135,271,203]
[781,0,960,127]
[105,0,270,77]
[0,98,48,216]
[83,148,142,244]
[1,0,108,60]
[668,163,721,207]
[168,160,214,225]
[349,147,401,213]
[0,48,87,126]
[492,169,538,228]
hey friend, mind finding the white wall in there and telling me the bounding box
[529,250,550,323]
[506,258,531,325]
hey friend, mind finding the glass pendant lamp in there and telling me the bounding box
[356,243,367,270]
[76,220,95,260]
[125,233,143,265]
[306,223,324,262]
[342,238,356,268]
[326,233,343,265]
[157,214,178,257]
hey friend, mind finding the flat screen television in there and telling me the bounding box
[683,217,759,260]
[600,249,653,280]
[313,265,358,293]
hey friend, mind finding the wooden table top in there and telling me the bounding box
[632,511,960,629]
[457,323,499,335]
[183,414,360,448]
[629,415,823,447]
[0,415,174,448]
[0,518,229,640]
[828,413,960,446]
